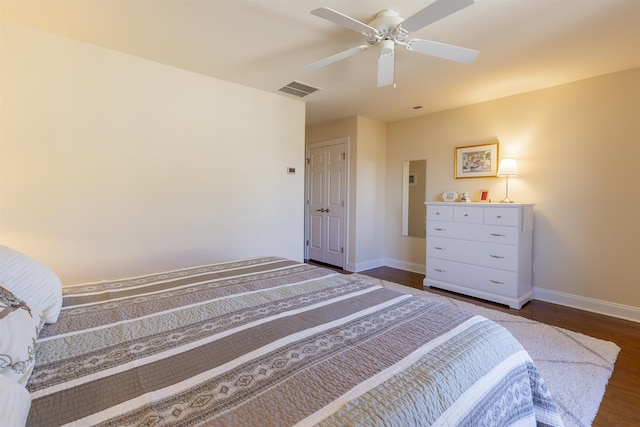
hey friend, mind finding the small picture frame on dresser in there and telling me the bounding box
[442,191,458,202]
[479,189,490,202]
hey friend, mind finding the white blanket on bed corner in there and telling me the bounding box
[0,375,31,427]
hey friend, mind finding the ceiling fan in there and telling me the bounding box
[305,0,480,87]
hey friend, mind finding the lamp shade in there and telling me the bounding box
[497,158,518,177]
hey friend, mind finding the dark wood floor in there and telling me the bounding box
[357,266,640,426]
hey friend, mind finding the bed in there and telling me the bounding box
[0,248,564,426]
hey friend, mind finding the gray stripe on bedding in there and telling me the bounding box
[315,320,523,426]
[455,360,554,427]
[27,287,406,426]
[63,256,289,294]
[93,295,476,426]
[41,264,332,338]
[203,303,479,427]
[61,259,306,305]
[30,276,376,386]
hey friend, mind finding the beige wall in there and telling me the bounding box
[386,68,640,319]
[305,116,386,271]
[1,22,306,283]
[352,116,386,269]
[3,22,636,320]
[307,69,639,320]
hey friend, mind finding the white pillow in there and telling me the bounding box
[0,285,45,386]
[0,373,32,427]
[0,245,62,323]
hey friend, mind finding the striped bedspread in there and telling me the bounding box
[27,257,564,426]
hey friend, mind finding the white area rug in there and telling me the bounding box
[359,275,621,427]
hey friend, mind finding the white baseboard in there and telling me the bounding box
[533,287,640,323]
[349,260,639,323]
[347,258,385,273]
[384,258,425,275]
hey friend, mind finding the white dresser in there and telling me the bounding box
[423,202,534,309]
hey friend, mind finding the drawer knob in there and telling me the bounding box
[489,233,506,237]
[434,268,445,273]
[435,212,440,215]
[435,227,446,231]
[434,246,446,251]
[490,254,505,259]
[463,214,469,217]
[489,280,504,285]
[496,215,502,219]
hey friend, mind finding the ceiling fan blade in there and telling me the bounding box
[305,45,370,70]
[311,7,379,36]
[377,41,395,87]
[399,0,475,34]
[406,39,479,63]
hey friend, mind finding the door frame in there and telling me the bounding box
[304,137,350,268]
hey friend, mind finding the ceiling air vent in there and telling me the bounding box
[278,81,321,98]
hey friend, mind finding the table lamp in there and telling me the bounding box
[497,158,518,203]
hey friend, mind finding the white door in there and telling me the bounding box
[307,141,347,268]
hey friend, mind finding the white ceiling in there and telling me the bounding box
[2,0,639,126]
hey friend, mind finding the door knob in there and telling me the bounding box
[316,208,330,213]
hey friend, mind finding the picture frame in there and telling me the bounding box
[479,189,490,202]
[455,142,499,179]
[442,191,458,202]
[408,172,417,187]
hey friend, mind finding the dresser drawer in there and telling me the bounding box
[426,258,518,298]
[426,222,518,244]
[483,207,520,227]
[453,206,483,224]
[427,205,453,222]
[427,237,519,271]
[426,222,454,237]
[427,222,518,245]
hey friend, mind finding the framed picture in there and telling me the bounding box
[408,172,417,186]
[455,142,499,179]
[479,189,490,202]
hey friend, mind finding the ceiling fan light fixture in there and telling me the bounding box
[378,41,395,87]
[380,39,395,56]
